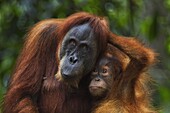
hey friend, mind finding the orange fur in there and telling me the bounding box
[2,12,109,113]
[92,34,157,113]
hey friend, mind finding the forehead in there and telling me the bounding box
[68,24,94,41]
[98,53,115,67]
[98,57,110,67]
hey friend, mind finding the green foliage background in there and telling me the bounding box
[0,0,170,112]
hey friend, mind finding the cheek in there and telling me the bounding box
[58,45,66,60]
[104,78,113,89]
[59,38,70,59]
[91,49,98,61]
[59,56,66,68]
[82,53,97,73]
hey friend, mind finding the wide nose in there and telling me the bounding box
[95,77,101,81]
[69,55,78,65]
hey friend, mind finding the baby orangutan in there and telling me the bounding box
[89,44,128,100]
[89,52,122,99]
[89,43,157,113]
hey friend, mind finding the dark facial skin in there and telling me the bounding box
[89,56,114,98]
[58,24,98,85]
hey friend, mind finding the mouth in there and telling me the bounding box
[61,72,74,79]
[56,66,82,89]
[58,74,80,88]
[89,86,102,90]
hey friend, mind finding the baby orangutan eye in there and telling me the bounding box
[93,68,98,73]
[102,68,107,73]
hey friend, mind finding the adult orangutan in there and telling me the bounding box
[89,35,157,113]
[2,12,109,113]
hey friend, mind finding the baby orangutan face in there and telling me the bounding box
[89,56,115,98]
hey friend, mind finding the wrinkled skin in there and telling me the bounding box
[57,24,98,87]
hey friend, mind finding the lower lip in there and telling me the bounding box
[90,86,101,90]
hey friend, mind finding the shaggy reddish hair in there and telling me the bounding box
[91,33,157,113]
[3,12,109,113]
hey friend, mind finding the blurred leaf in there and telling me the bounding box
[164,0,170,10]
[166,37,170,55]
[159,86,170,103]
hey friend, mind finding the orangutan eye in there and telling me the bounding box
[90,74,96,79]
[93,68,97,72]
[69,39,76,47]
[102,68,107,73]
[82,44,88,51]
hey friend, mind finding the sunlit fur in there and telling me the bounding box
[92,34,158,113]
[2,12,109,113]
